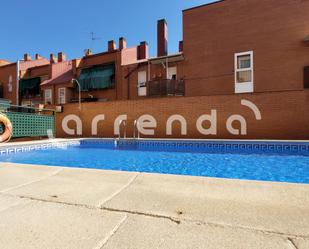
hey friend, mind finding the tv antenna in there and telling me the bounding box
[89,32,101,49]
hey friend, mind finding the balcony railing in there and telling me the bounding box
[147,79,185,97]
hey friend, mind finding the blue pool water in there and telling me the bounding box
[1,144,309,184]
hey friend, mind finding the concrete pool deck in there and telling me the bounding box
[0,163,308,248]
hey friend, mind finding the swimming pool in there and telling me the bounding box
[0,139,309,184]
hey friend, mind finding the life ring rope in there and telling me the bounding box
[0,112,13,143]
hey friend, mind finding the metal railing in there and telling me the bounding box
[114,119,127,148]
[147,79,185,97]
[118,119,127,140]
[133,120,140,139]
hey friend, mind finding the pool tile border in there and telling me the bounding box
[80,139,309,156]
[0,139,308,156]
[0,141,80,156]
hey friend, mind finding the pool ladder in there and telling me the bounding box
[114,119,127,148]
[114,119,140,148]
[133,120,140,140]
[118,119,127,140]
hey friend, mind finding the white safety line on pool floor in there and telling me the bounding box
[0,168,63,193]
[96,173,140,208]
[93,214,128,249]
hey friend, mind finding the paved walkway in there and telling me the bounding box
[0,163,308,249]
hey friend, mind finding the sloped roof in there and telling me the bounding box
[0,59,11,66]
[41,61,73,86]
[20,58,50,70]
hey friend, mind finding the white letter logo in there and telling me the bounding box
[226,115,247,135]
[137,114,157,136]
[196,110,217,135]
[92,114,105,136]
[166,115,187,136]
[62,115,82,136]
[226,99,262,135]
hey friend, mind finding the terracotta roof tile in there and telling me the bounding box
[20,59,50,70]
[41,61,73,86]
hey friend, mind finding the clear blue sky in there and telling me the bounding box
[0,0,215,62]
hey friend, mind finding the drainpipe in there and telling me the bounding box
[16,60,20,105]
[72,79,81,111]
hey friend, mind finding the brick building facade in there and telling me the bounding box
[183,0,309,96]
[0,0,308,139]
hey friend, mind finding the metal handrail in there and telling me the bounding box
[118,119,127,140]
[72,79,82,111]
[133,120,140,139]
[146,79,185,97]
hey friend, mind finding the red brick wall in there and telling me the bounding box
[56,89,309,140]
[0,64,17,104]
[183,0,309,96]
[0,61,51,105]
[0,60,10,67]
[73,51,123,101]
[121,47,139,66]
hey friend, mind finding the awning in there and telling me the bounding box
[78,64,115,91]
[19,77,41,95]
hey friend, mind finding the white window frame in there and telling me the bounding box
[167,66,177,80]
[137,71,147,96]
[234,51,254,93]
[44,89,52,104]
[58,88,66,104]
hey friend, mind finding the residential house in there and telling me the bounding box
[0,54,49,106]
[1,0,309,108]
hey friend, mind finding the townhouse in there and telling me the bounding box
[0,0,309,109]
[0,55,49,106]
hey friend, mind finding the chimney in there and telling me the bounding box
[108,40,116,52]
[84,49,92,56]
[58,52,66,62]
[157,19,168,57]
[138,41,149,60]
[119,37,127,50]
[179,41,183,52]
[24,53,32,61]
[72,59,81,74]
[50,53,57,64]
[35,54,43,60]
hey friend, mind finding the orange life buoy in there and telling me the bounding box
[0,114,12,143]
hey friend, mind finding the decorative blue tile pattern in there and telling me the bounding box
[1,139,308,156]
[80,139,309,156]
[80,139,115,149]
[0,141,80,156]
